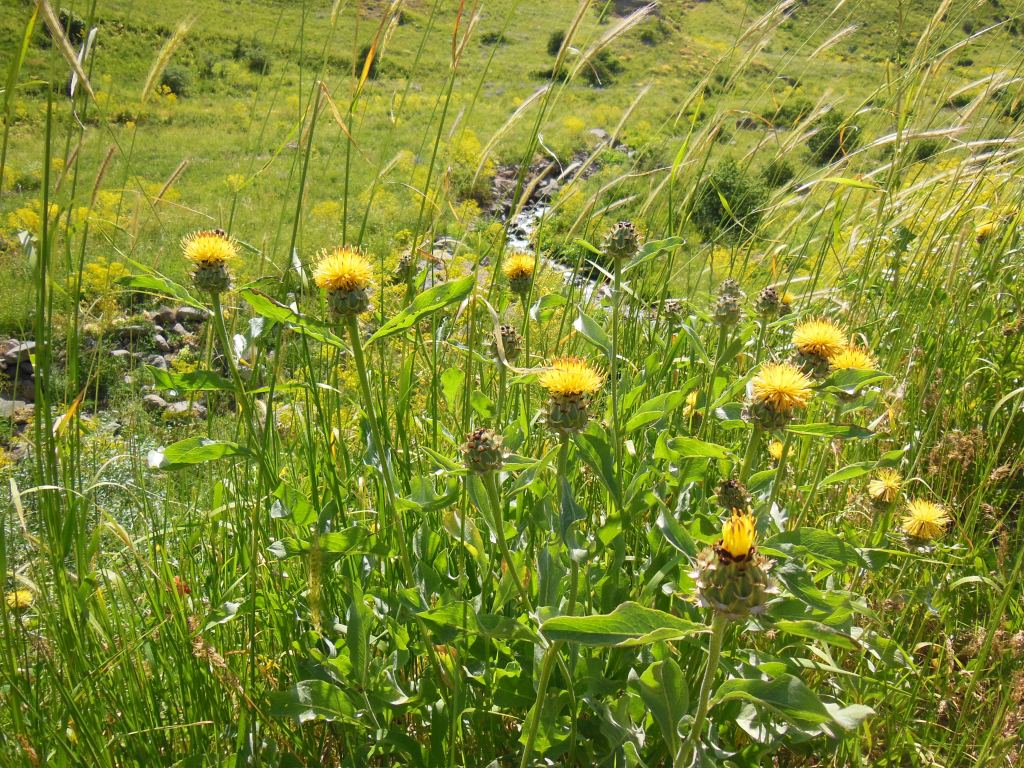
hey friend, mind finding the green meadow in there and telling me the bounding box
[1,0,1023,766]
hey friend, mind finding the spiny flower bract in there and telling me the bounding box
[793,318,848,359]
[751,362,813,414]
[902,498,949,541]
[181,230,238,265]
[539,356,603,396]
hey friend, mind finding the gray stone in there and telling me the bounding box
[164,401,207,419]
[113,324,150,342]
[110,349,133,361]
[0,399,33,423]
[153,334,171,354]
[142,394,168,411]
[147,355,168,370]
[176,306,209,326]
[3,341,35,366]
[171,323,188,336]
[154,305,178,326]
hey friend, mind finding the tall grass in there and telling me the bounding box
[1,1,1023,766]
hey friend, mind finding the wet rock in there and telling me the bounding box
[153,334,171,354]
[142,394,168,412]
[164,401,207,419]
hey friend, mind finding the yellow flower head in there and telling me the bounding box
[901,498,949,541]
[502,252,536,281]
[683,390,699,417]
[781,291,795,307]
[792,319,847,359]
[767,440,784,462]
[868,468,902,503]
[5,589,33,611]
[539,356,604,397]
[830,346,877,371]
[313,247,374,293]
[720,510,757,559]
[751,362,813,414]
[975,220,997,243]
[181,230,238,266]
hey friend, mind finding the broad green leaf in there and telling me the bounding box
[148,437,250,470]
[268,680,360,724]
[709,674,832,725]
[574,430,621,506]
[541,601,708,646]
[367,275,475,344]
[118,272,203,309]
[630,659,688,754]
[816,462,872,489]
[623,236,684,272]
[268,527,369,560]
[786,423,873,439]
[655,435,732,460]
[763,527,869,570]
[530,293,567,323]
[625,390,686,432]
[774,619,858,650]
[573,309,612,358]
[241,289,346,349]
[418,602,536,642]
[655,511,697,558]
[821,368,891,394]
[148,366,233,392]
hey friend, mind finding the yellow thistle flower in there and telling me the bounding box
[683,390,699,417]
[721,510,757,559]
[751,362,813,414]
[830,346,877,371]
[502,252,536,281]
[181,230,238,266]
[313,247,374,293]
[975,220,997,243]
[868,468,901,504]
[539,356,604,396]
[5,589,33,611]
[792,319,848,359]
[901,498,949,541]
[781,291,795,307]
[767,439,784,462]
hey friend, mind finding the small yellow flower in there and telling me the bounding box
[751,362,813,414]
[502,252,536,281]
[975,220,997,243]
[901,498,949,541]
[313,247,374,293]
[781,291,795,307]
[868,469,902,504]
[683,390,699,417]
[721,510,757,559]
[181,230,238,266]
[830,346,877,371]
[793,319,848,359]
[539,356,604,396]
[767,440,784,462]
[5,589,33,611]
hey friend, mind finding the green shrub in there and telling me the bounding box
[692,158,769,241]
[547,30,565,57]
[770,97,812,128]
[911,139,941,163]
[807,109,861,164]
[761,157,796,188]
[159,66,191,97]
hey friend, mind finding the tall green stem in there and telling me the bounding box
[518,640,561,768]
[344,314,417,589]
[610,260,623,477]
[737,425,762,484]
[698,325,729,439]
[482,471,533,612]
[767,431,793,513]
[677,613,728,766]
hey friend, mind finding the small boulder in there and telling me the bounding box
[142,394,168,412]
[164,401,207,419]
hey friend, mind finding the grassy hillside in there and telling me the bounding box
[1,1,1024,767]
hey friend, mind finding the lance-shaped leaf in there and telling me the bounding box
[541,601,708,646]
[367,275,475,344]
[147,437,250,470]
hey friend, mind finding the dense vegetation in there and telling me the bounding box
[1,1,1023,766]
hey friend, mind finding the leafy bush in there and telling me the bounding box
[159,66,191,97]
[761,157,796,188]
[807,109,861,164]
[692,158,769,241]
[911,139,941,163]
[547,30,565,57]
[769,97,812,128]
